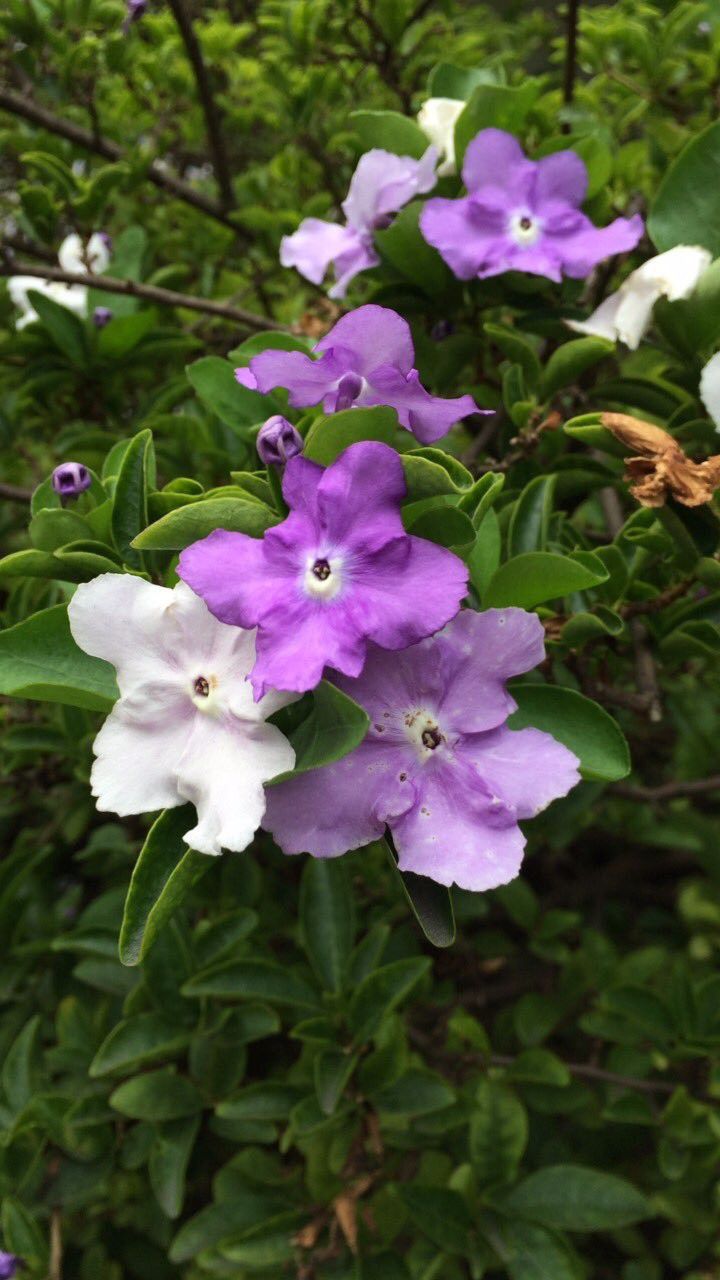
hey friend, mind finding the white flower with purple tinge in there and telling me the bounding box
[264,609,581,892]
[567,245,712,349]
[280,146,438,298]
[68,576,296,856]
[417,97,465,176]
[236,304,483,444]
[178,441,469,700]
[8,232,111,329]
[420,128,644,283]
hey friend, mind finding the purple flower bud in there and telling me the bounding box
[51,462,92,500]
[334,371,364,411]
[122,0,147,31]
[93,306,113,328]
[0,1252,21,1279]
[97,231,112,252]
[256,415,304,467]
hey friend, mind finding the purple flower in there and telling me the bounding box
[236,305,483,444]
[178,441,469,699]
[51,462,91,499]
[280,147,438,298]
[93,306,113,328]
[257,415,304,466]
[264,609,581,891]
[0,1252,20,1279]
[420,128,644,283]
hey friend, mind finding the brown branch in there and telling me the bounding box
[611,775,720,802]
[489,1054,677,1096]
[0,482,33,503]
[0,87,244,234]
[0,257,286,332]
[621,576,695,619]
[167,0,235,209]
[562,0,581,116]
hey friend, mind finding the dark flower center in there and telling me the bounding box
[312,558,332,581]
[421,726,443,751]
[519,215,533,231]
[194,675,210,698]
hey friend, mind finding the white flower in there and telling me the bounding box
[417,97,465,177]
[567,245,712,350]
[68,575,297,856]
[8,232,111,329]
[700,351,720,429]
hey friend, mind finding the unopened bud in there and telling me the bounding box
[256,415,304,467]
[51,462,92,500]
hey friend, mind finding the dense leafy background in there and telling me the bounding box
[2,0,720,1277]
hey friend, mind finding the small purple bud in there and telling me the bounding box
[93,306,113,328]
[334,371,364,411]
[0,1252,21,1279]
[51,462,92,500]
[97,231,112,251]
[256,415,304,467]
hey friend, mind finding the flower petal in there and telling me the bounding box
[420,196,502,280]
[315,304,414,375]
[239,348,348,407]
[461,128,532,200]
[553,213,644,278]
[366,364,482,442]
[280,219,367,287]
[314,440,406,552]
[90,693,189,816]
[264,739,414,857]
[459,725,580,819]
[700,351,720,428]
[342,147,437,230]
[69,574,179,697]
[350,535,468,651]
[534,149,588,208]
[435,608,546,733]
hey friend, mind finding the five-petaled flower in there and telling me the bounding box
[178,441,469,700]
[567,245,712,349]
[280,147,437,297]
[420,128,644,282]
[68,576,296,855]
[264,609,580,891]
[236,304,483,444]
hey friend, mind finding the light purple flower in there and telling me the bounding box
[0,1252,20,1279]
[420,128,644,283]
[236,305,482,444]
[257,415,304,466]
[93,305,113,328]
[280,147,438,298]
[52,462,91,499]
[178,441,469,700]
[264,609,581,892]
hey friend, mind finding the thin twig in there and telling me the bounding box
[167,0,235,209]
[621,577,695,619]
[0,482,32,503]
[611,775,720,802]
[49,1208,62,1280]
[489,1054,677,1096]
[0,87,243,233]
[562,0,581,120]
[0,257,286,332]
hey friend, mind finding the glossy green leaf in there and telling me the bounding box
[0,604,117,711]
[272,679,369,781]
[27,288,87,364]
[89,1013,192,1077]
[119,806,210,966]
[350,109,428,157]
[502,1164,652,1230]
[110,1068,203,1120]
[111,428,154,568]
[149,1115,200,1219]
[299,858,355,992]
[303,406,399,465]
[484,551,608,608]
[454,82,539,164]
[133,495,276,550]
[470,1079,528,1186]
[182,960,320,1008]
[186,355,275,426]
[508,474,556,556]
[349,956,431,1041]
[376,201,455,295]
[540,337,614,399]
[509,684,631,781]
[648,121,720,256]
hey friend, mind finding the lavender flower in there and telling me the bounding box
[264,609,581,891]
[0,1252,20,1279]
[93,306,113,328]
[280,147,438,298]
[257,415,304,466]
[236,305,483,444]
[420,128,644,283]
[51,462,91,500]
[178,441,469,699]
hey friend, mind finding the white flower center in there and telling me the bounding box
[508,211,542,247]
[303,555,344,601]
[404,708,445,760]
[191,672,221,713]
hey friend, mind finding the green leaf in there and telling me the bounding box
[509,684,630,781]
[502,1164,652,1231]
[111,428,154,568]
[455,82,539,165]
[402,449,471,500]
[110,1068,203,1121]
[0,604,117,711]
[182,960,320,1009]
[186,355,275,427]
[29,506,93,551]
[119,806,210,966]
[484,551,608,608]
[376,201,455,295]
[303,406,399,465]
[133,495,277,550]
[494,1219,580,1280]
[540,337,615,399]
[272,680,369,781]
[470,1079,528,1186]
[314,1048,358,1115]
[215,1082,302,1121]
[648,121,720,256]
[485,322,542,387]
[229,331,312,362]
[149,1115,200,1219]
[299,859,355,993]
[349,956,430,1041]
[98,309,157,358]
[1,1197,48,1270]
[372,1068,455,1116]
[404,500,475,547]
[399,1185,473,1253]
[508,475,557,556]
[89,1013,191,1077]
[428,62,498,98]
[350,109,428,157]
[2,1016,41,1112]
[27,288,87,364]
[468,507,501,600]
[391,840,455,947]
